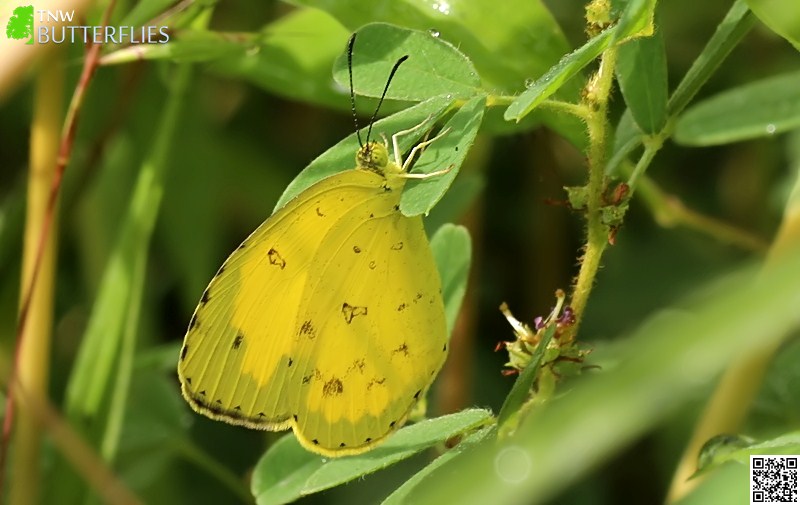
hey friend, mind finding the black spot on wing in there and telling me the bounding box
[365,437,372,442]
[188,313,198,330]
[316,207,325,217]
[353,245,361,253]
[299,320,316,340]
[215,264,226,276]
[288,357,293,367]
[414,390,422,400]
[185,377,192,385]
[268,247,286,269]
[180,345,188,361]
[392,343,410,356]
[232,333,243,350]
[397,303,407,311]
[339,442,346,447]
[389,421,396,428]
[322,378,344,397]
[342,303,368,323]
[237,241,247,250]
[200,289,210,305]
[313,439,320,445]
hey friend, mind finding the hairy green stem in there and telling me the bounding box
[567,46,619,341]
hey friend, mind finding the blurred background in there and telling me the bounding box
[1,0,798,503]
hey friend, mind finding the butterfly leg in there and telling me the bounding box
[391,116,435,166]
[401,127,451,173]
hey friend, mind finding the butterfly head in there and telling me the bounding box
[356,141,390,174]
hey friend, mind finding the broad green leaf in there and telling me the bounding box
[504,27,616,122]
[332,23,480,101]
[675,71,800,146]
[401,95,485,216]
[273,95,453,211]
[616,28,668,134]
[431,224,472,335]
[667,0,756,117]
[746,0,800,50]
[409,253,800,504]
[381,426,495,505]
[251,409,493,505]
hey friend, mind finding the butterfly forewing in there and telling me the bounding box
[179,171,393,428]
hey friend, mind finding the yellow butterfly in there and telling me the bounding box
[178,41,451,457]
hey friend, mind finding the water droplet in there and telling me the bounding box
[765,123,776,135]
[428,28,440,38]
[431,1,451,15]
[524,78,535,88]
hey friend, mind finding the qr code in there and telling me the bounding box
[751,455,799,504]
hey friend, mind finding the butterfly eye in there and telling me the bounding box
[356,141,389,171]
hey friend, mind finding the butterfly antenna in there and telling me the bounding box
[365,54,409,145]
[347,33,362,148]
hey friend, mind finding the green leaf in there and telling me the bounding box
[746,0,800,50]
[504,27,616,122]
[332,23,480,101]
[273,95,453,211]
[667,0,756,117]
[381,426,496,505]
[698,432,800,473]
[251,409,493,505]
[431,224,472,336]
[496,325,556,429]
[607,110,643,176]
[613,0,657,42]
[675,71,800,146]
[211,8,351,108]
[401,95,486,216]
[616,28,668,134]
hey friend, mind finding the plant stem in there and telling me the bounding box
[9,48,63,505]
[567,46,619,341]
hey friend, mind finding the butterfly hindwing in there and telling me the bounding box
[290,185,447,454]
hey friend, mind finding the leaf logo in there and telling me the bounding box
[6,5,34,45]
